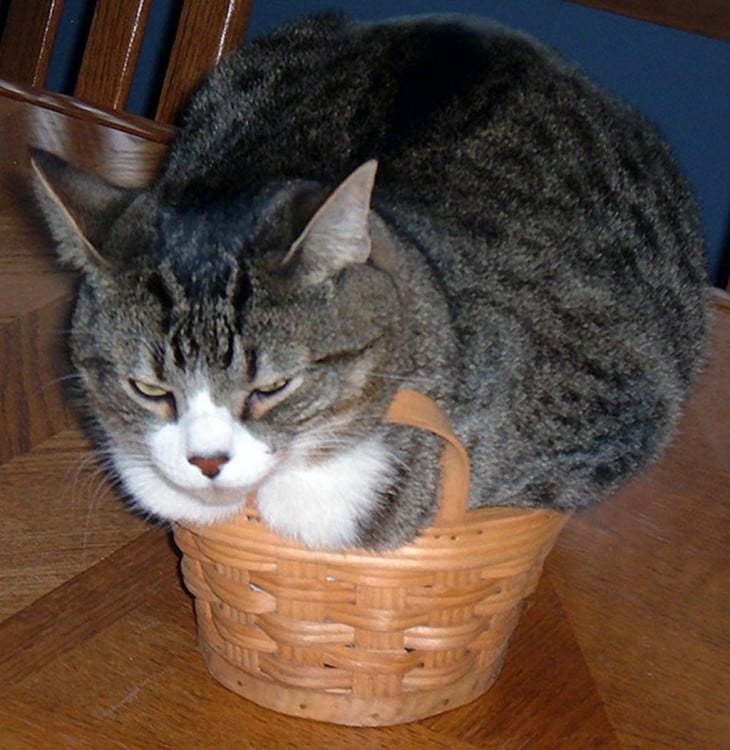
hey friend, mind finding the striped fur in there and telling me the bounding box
[34,15,708,548]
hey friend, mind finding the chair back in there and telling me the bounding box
[0,0,254,122]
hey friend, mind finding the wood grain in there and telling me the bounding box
[74,0,154,112]
[0,291,75,463]
[0,429,150,621]
[0,526,171,690]
[0,0,64,87]
[156,0,254,123]
[567,0,730,40]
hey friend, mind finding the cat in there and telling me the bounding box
[31,13,708,550]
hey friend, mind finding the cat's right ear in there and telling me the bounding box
[280,160,377,284]
[29,148,135,273]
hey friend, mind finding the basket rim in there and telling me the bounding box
[175,505,569,570]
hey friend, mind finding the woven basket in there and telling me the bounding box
[173,389,568,726]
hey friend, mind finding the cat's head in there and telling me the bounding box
[31,151,405,526]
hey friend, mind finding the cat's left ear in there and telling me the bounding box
[30,148,136,274]
[282,160,377,284]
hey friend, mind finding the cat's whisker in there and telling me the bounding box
[370,372,438,386]
[36,371,84,396]
[288,427,415,476]
[61,328,161,348]
[54,447,114,560]
[346,367,445,388]
[59,449,95,515]
[80,473,118,558]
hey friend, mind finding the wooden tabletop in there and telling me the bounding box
[0,81,727,749]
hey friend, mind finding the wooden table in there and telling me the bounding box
[0,81,727,749]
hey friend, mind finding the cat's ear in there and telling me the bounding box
[282,160,377,284]
[30,148,135,273]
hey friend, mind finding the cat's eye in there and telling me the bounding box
[244,378,291,420]
[253,378,289,396]
[130,379,172,400]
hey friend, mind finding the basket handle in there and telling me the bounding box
[384,388,471,525]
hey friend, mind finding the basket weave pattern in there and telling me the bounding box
[174,390,568,726]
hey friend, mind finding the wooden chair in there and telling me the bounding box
[0,0,254,123]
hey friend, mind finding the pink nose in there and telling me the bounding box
[188,454,229,479]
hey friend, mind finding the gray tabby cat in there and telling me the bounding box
[32,14,708,550]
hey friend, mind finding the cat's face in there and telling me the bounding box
[32,153,404,528]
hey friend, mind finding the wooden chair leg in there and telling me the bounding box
[0,0,65,88]
[156,0,254,123]
[73,0,154,112]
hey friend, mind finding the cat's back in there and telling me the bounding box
[160,13,579,198]
[160,13,703,279]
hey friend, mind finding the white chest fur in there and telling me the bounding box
[256,437,393,549]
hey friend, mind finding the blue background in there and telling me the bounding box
[28,0,730,284]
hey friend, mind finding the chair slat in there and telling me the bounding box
[73,0,153,111]
[0,0,254,121]
[155,0,254,123]
[0,0,65,88]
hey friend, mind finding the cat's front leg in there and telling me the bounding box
[355,425,443,550]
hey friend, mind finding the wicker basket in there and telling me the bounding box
[173,389,568,726]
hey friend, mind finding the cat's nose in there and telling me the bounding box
[188,454,230,479]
